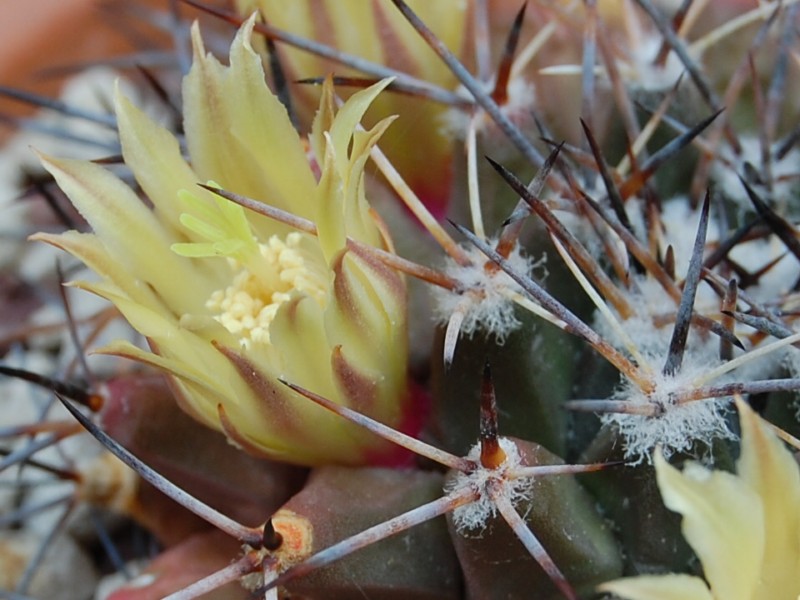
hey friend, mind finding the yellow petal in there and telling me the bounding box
[327,249,405,376]
[654,450,764,600]
[374,1,467,84]
[115,86,199,235]
[599,574,714,600]
[211,343,365,464]
[268,295,333,397]
[310,76,336,170]
[735,397,800,598]
[315,135,346,262]
[38,154,205,315]
[326,77,394,176]
[341,117,396,244]
[97,340,217,395]
[95,340,221,428]
[314,78,394,260]
[115,92,235,287]
[225,17,316,207]
[73,281,179,340]
[31,231,160,309]
[182,16,316,222]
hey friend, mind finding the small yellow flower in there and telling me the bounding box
[599,397,800,600]
[33,16,409,466]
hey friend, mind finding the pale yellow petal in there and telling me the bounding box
[313,79,394,261]
[310,76,336,167]
[326,3,383,71]
[268,295,334,398]
[115,88,230,291]
[325,248,406,384]
[95,340,221,428]
[342,117,396,245]
[246,0,465,101]
[97,340,216,395]
[327,77,394,176]
[183,16,315,224]
[374,0,467,84]
[246,0,467,214]
[315,136,346,262]
[73,281,178,340]
[236,1,317,98]
[599,574,714,600]
[31,230,160,309]
[210,344,365,464]
[38,154,203,315]
[226,16,316,211]
[734,397,800,598]
[183,22,263,196]
[654,451,764,600]
[115,86,199,234]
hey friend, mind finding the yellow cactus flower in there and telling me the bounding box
[236,0,469,215]
[599,397,800,600]
[32,16,409,466]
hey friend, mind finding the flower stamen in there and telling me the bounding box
[206,232,327,347]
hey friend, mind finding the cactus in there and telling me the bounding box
[1,1,800,599]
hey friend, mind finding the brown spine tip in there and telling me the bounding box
[663,244,675,281]
[87,393,105,412]
[479,361,506,469]
[490,1,527,106]
[262,518,284,552]
[720,278,738,361]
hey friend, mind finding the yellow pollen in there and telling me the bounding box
[206,232,326,346]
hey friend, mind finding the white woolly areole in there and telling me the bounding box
[602,353,736,465]
[659,196,800,305]
[624,36,684,92]
[659,199,720,280]
[431,241,541,343]
[593,276,678,356]
[783,331,800,420]
[445,438,531,534]
[711,136,800,216]
[439,78,537,143]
